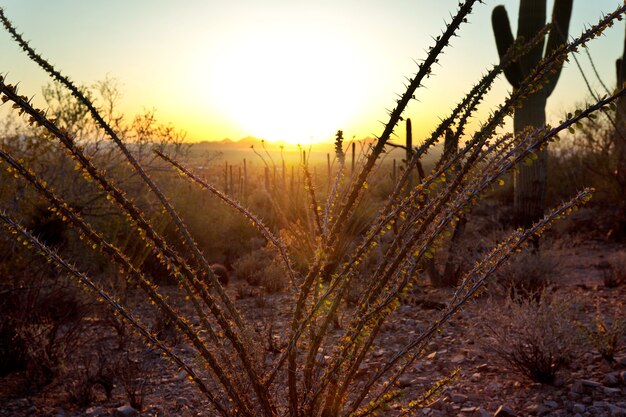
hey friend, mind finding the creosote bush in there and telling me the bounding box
[1,2,626,416]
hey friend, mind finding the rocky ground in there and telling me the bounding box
[0,240,624,417]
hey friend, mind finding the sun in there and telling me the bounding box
[199,25,371,144]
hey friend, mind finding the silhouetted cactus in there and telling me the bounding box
[614,23,626,236]
[491,0,573,227]
[406,118,413,191]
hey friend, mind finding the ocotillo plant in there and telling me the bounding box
[1,2,626,416]
[491,0,573,228]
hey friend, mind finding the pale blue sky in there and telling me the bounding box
[0,1,624,143]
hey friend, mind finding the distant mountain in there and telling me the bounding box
[187,136,444,164]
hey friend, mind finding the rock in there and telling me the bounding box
[573,403,586,414]
[527,404,551,416]
[478,408,493,417]
[477,363,490,371]
[543,400,559,409]
[486,382,502,391]
[494,405,517,417]
[604,386,623,396]
[430,410,446,417]
[567,391,581,401]
[450,353,466,363]
[13,399,30,408]
[460,406,477,414]
[85,407,107,417]
[471,372,482,382]
[588,405,607,415]
[605,372,621,387]
[608,404,626,417]
[571,379,603,394]
[114,405,138,417]
[620,371,626,385]
[397,375,414,388]
[451,393,469,403]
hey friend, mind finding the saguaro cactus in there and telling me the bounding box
[491,0,573,227]
[614,22,626,236]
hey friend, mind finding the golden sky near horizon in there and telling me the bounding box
[0,1,624,145]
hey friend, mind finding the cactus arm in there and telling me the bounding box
[618,23,626,88]
[518,0,546,74]
[544,0,573,96]
[492,5,523,88]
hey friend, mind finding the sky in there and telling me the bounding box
[0,1,624,145]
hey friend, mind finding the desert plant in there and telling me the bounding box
[0,269,89,389]
[113,349,153,412]
[605,252,626,288]
[493,249,557,297]
[491,0,573,227]
[477,292,580,384]
[0,2,625,416]
[65,348,115,407]
[577,303,626,363]
[233,247,288,293]
[614,23,626,236]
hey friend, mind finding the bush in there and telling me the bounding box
[233,246,288,293]
[603,252,626,288]
[577,303,626,363]
[0,271,89,389]
[476,293,580,384]
[493,250,557,297]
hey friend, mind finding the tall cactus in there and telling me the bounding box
[614,22,626,236]
[491,0,573,227]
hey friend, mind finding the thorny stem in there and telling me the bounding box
[326,0,480,248]
[0,148,255,415]
[0,79,275,416]
[348,190,592,416]
[0,7,251,352]
[0,211,232,417]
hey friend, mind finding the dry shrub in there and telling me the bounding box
[493,250,557,297]
[603,252,626,288]
[262,262,287,293]
[233,248,271,287]
[114,353,151,412]
[65,349,115,407]
[0,272,89,389]
[476,292,580,384]
[233,246,288,293]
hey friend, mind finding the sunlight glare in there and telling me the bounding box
[203,27,370,144]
